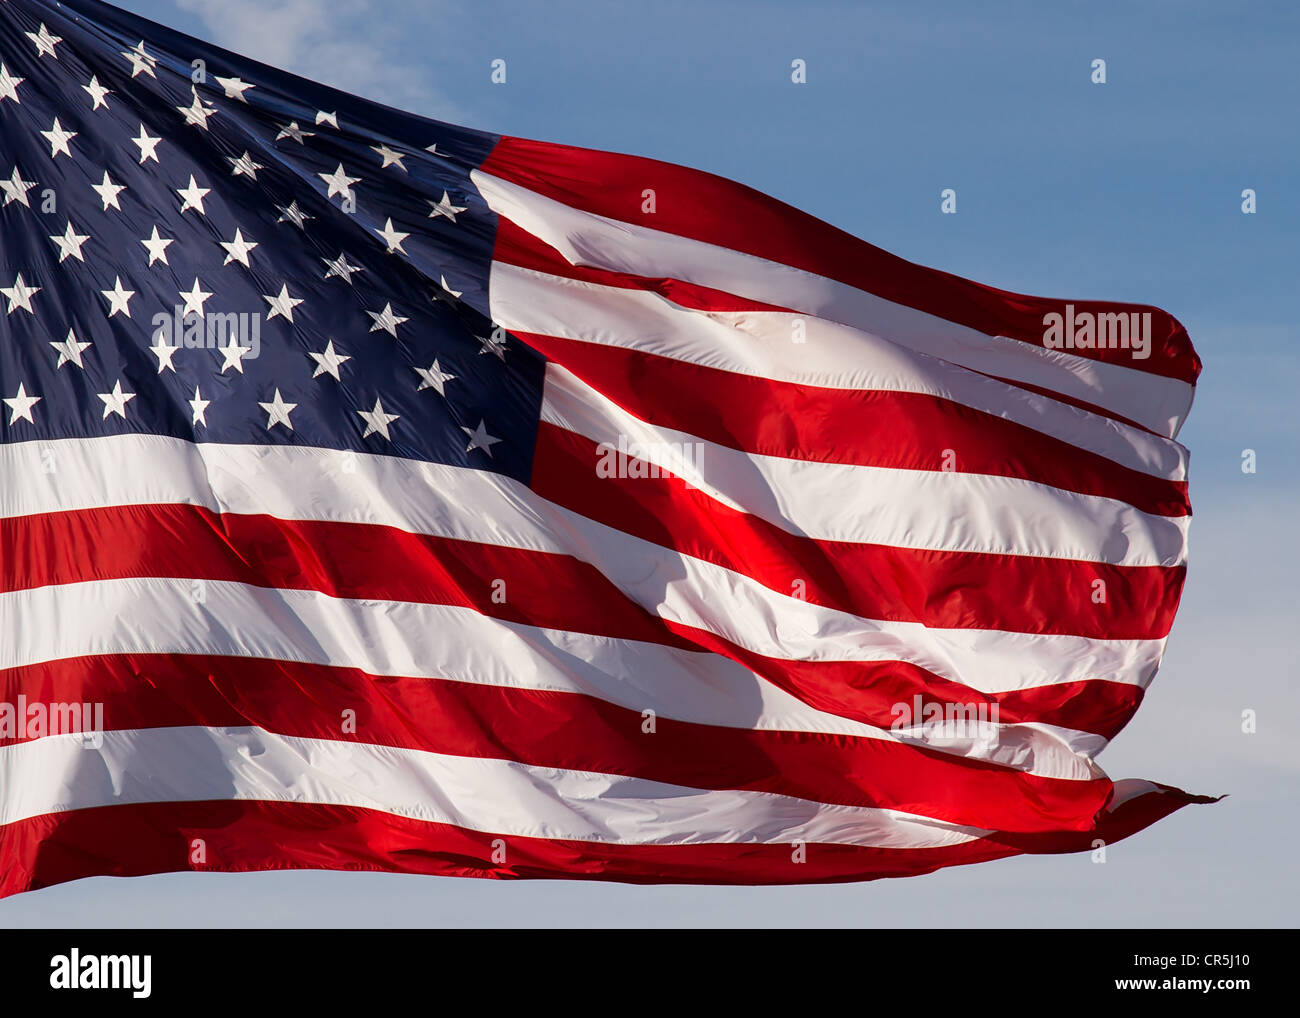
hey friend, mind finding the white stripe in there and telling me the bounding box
[489,261,1188,482]
[0,726,989,848]
[474,170,1194,438]
[2,431,1181,568]
[0,576,1104,778]
[0,436,1165,701]
[542,364,1189,567]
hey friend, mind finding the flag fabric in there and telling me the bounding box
[0,0,1211,897]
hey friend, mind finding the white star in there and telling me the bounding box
[176,87,217,130]
[264,283,304,323]
[414,359,455,396]
[97,379,136,420]
[259,388,297,430]
[220,227,258,267]
[315,110,338,128]
[149,333,180,373]
[49,221,90,263]
[189,386,210,426]
[131,123,162,164]
[101,276,135,318]
[176,174,211,214]
[227,150,264,180]
[0,166,36,207]
[275,121,313,144]
[370,143,407,171]
[433,274,463,302]
[318,162,360,201]
[178,277,213,316]
[214,75,254,102]
[461,419,502,456]
[3,383,40,424]
[478,329,508,360]
[141,225,173,265]
[0,64,24,105]
[1,273,40,314]
[41,117,76,159]
[121,41,158,79]
[50,328,91,369]
[322,252,363,284]
[276,200,312,229]
[428,190,467,222]
[26,23,62,59]
[375,217,409,254]
[357,397,399,440]
[91,170,127,211]
[82,75,112,111]
[366,302,408,337]
[219,339,252,373]
[425,143,439,156]
[308,339,350,379]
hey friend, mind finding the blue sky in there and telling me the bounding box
[1,0,1296,927]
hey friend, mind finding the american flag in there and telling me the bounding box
[0,0,1212,897]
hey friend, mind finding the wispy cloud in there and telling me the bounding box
[173,0,470,122]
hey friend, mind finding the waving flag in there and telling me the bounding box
[0,0,1211,897]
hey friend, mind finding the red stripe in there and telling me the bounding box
[495,217,1181,440]
[495,214,796,313]
[2,488,1180,642]
[0,786,1212,898]
[530,423,1186,641]
[1,497,1182,645]
[665,622,1147,743]
[0,503,693,649]
[0,503,1150,737]
[480,137,1200,385]
[0,653,1112,832]
[519,330,1190,518]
